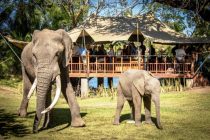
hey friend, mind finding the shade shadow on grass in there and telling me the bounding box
[0,109,30,139]
[120,113,158,128]
[42,108,87,132]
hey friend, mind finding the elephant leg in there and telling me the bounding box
[18,67,32,117]
[128,100,135,120]
[143,95,153,124]
[61,67,85,127]
[132,85,142,126]
[151,94,163,129]
[42,87,52,129]
[62,82,85,127]
[113,85,125,125]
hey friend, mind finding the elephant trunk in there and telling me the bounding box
[33,66,52,132]
[41,75,61,114]
[155,96,163,129]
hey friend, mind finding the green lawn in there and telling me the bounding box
[0,88,210,140]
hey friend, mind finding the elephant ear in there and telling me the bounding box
[32,30,40,42]
[133,79,145,96]
[56,29,73,67]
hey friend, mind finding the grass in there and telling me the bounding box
[0,88,210,140]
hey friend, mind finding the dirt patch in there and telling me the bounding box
[0,87,17,94]
[185,86,210,94]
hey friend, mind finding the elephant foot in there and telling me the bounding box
[113,120,120,125]
[17,109,27,117]
[33,127,39,134]
[71,118,85,127]
[157,124,163,130]
[144,120,154,125]
[33,129,38,134]
[41,123,51,130]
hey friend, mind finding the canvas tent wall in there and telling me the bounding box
[67,13,180,44]
[68,13,210,45]
[68,17,145,43]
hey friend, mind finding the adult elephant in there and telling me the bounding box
[113,70,163,129]
[17,29,85,133]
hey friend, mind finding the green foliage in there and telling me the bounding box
[160,78,185,93]
[0,40,22,78]
[192,19,210,37]
[0,77,22,88]
[152,3,188,33]
[0,0,89,78]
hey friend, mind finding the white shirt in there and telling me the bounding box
[108,50,114,56]
[175,48,186,62]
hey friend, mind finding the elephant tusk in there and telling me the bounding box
[41,75,61,114]
[27,78,37,99]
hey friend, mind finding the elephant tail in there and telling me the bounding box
[147,71,161,80]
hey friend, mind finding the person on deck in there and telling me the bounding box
[108,44,115,62]
[139,41,146,56]
[149,45,156,63]
[175,45,186,63]
[130,42,137,55]
[174,45,186,73]
[172,44,179,57]
[97,44,107,62]
[139,41,147,69]
[88,46,97,63]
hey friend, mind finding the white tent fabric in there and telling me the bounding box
[68,13,210,44]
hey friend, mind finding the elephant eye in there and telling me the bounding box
[32,54,37,66]
[56,52,61,56]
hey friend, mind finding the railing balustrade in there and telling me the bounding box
[69,55,193,77]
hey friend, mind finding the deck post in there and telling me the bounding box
[186,78,193,89]
[191,53,195,74]
[87,51,90,75]
[81,78,89,98]
[155,56,158,73]
[138,50,141,70]
[164,56,166,73]
[121,56,123,72]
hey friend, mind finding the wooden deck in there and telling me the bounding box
[69,55,194,78]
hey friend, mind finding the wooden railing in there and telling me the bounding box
[69,55,194,78]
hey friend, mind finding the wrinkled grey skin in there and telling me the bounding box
[113,70,163,129]
[17,29,85,133]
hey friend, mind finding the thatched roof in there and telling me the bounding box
[68,13,210,44]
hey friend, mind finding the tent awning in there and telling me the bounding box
[68,13,210,44]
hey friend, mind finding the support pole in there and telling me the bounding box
[81,78,89,98]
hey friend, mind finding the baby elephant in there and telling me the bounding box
[113,70,163,129]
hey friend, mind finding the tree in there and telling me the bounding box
[0,0,89,78]
[154,0,210,22]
